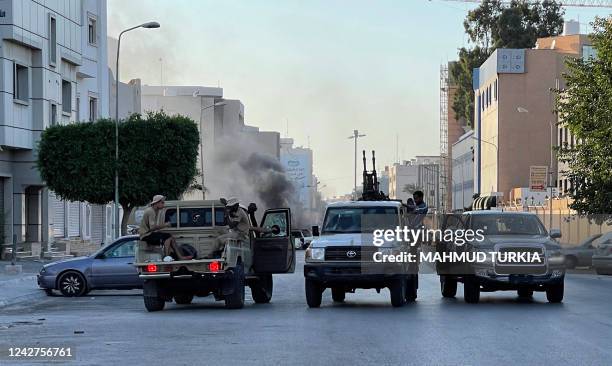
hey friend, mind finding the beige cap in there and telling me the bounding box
[225,197,239,207]
[151,195,165,205]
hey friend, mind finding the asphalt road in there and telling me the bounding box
[1,252,611,366]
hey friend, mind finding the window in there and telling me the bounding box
[62,80,71,114]
[89,97,97,121]
[49,15,57,65]
[13,63,29,102]
[76,97,80,121]
[215,209,227,226]
[88,16,97,45]
[50,104,57,126]
[494,80,498,101]
[179,208,213,227]
[105,240,137,258]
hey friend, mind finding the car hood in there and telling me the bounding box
[44,256,91,269]
[474,235,560,250]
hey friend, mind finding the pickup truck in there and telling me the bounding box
[134,200,295,311]
[304,200,418,308]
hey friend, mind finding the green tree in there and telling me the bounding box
[556,17,612,221]
[37,111,200,234]
[454,0,564,127]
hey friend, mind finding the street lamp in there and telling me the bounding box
[348,130,366,200]
[114,21,160,239]
[195,100,226,199]
[471,136,499,195]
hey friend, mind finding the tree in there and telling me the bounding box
[37,111,200,234]
[453,0,564,127]
[555,17,612,221]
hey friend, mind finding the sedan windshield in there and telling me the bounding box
[470,214,547,236]
[322,207,399,234]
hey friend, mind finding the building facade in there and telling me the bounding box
[451,130,474,211]
[0,0,109,251]
[141,85,280,201]
[472,31,591,203]
[388,156,440,208]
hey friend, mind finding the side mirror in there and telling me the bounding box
[312,225,320,237]
[550,229,562,239]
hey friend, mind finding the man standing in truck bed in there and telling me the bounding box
[213,198,250,254]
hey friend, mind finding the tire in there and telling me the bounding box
[389,277,406,307]
[305,279,322,308]
[546,282,564,303]
[144,296,165,312]
[225,263,245,309]
[251,274,273,304]
[517,288,533,298]
[331,287,345,303]
[440,275,457,298]
[565,256,577,270]
[174,294,194,305]
[463,276,480,304]
[405,275,418,303]
[57,271,87,297]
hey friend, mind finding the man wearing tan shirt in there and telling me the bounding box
[139,195,192,261]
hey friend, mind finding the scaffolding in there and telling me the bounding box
[439,64,449,213]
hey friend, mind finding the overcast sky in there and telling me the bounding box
[107,0,610,197]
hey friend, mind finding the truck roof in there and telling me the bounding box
[164,200,224,207]
[326,200,402,208]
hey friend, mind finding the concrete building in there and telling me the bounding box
[379,166,390,197]
[472,30,592,202]
[0,0,109,252]
[141,85,280,200]
[389,156,440,208]
[451,130,474,211]
[280,138,316,225]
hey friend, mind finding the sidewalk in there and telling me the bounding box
[0,260,49,308]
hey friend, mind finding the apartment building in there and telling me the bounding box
[451,130,474,211]
[389,156,440,209]
[472,28,591,202]
[0,0,109,250]
[141,85,281,201]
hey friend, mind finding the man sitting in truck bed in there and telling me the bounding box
[139,195,193,262]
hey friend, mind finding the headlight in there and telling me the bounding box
[39,267,46,274]
[307,248,325,261]
[548,249,565,266]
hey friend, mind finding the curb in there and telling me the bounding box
[0,275,47,309]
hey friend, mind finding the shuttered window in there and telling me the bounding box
[51,193,65,238]
[67,202,80,237]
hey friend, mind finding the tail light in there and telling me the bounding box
[145,264,158,273]
[209,261,220,272]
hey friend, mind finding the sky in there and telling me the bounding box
[107,0,611,197]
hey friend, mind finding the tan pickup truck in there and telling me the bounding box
[134,200,295,311]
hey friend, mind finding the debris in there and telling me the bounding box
[74,330,85,334]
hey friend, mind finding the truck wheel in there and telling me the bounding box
[440,275,457,298]
[463,276,480,304]
[517,288,533,298]
[225,263,245,309]
[174,294,194,304]
[405,275,418,303]
[144,296,165,312]
[546,282,564,303]
[251,274,273,304]
[305,279,322,308]
[331,287,345,303]
[389,277,406,307]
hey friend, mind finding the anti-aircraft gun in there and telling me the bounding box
[360,150,390,201]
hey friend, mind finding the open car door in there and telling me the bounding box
[253,208,295,273]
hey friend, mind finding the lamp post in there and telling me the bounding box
[347,130,366,200]
[114,21,160,239]
[471,136,498,196]
[195,99,226,199]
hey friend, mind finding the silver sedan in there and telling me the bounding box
[37,235,143,297]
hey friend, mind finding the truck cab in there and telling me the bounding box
[304,201,419,308]
[134,200,295,311]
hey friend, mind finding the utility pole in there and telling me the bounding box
[348,130,366,200]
